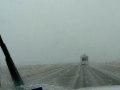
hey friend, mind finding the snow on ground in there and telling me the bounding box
[0,64,65,89]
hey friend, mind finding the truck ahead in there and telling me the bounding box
[80,54,89,65]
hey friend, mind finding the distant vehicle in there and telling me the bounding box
[80,54,89,65]
[1,36,120,90]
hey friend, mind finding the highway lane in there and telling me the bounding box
[20,64,120,89]
[98,65,120,76]
[0,64,73,90]
[23,64,75,84]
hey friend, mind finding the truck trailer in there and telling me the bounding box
[80,54,89,65]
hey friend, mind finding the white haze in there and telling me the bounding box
[0,0,120,65]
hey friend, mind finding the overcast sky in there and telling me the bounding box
[0,0,120,65]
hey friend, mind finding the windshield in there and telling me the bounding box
[0,0,120,90]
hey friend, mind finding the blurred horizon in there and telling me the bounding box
[0,0,120,66]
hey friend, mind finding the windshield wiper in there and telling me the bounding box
[0,35,24,86]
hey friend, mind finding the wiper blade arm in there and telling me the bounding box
[0,35,24,86]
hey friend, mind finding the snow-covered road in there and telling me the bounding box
[23,64,120,90]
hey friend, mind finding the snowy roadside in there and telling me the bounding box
[0,64,66,90]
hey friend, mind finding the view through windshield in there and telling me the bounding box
[0,0,120,90]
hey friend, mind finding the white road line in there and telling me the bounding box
[31,65,74,83]
[24,65,71,81]
[95,67,120,79]
[71,65,80,88]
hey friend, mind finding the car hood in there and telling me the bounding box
[9,84,120,90]
[76,85,120,90]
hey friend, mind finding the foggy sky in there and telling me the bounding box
[0,0,120,65]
